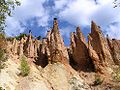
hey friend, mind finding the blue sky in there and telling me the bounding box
[5,0,120,45]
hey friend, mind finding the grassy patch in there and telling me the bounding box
[20,55,30,76]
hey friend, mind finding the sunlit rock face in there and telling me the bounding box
[12,38,18,55]
[70,27,93,71]
[47,18,69,64]
[87,21,115,73]
[6,19,120,74]
[2,18,120,90]
[107,38,120,65]
[23,32,35,58]
[18,38,24,57]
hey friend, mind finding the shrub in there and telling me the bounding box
[36,36,42,40]
[0,87,5,90]
[15,33,27,40]
[20,55,30,76]
[93,74,103,86]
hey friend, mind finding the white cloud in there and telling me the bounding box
[54,0,69,10]
[60,27,72,38]
[58,0,98,26]
[54,0,120,39]
[5,0,120,40]
[5,17,25,36]
[105,23,120,39]
[5,0,49,36]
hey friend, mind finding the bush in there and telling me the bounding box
[20,55,30,76]
[93,74,103,86]
[0,87,5,90]
[15,33,27,40]
[37,36,42,40]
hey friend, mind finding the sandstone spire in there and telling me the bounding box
[88,21,114,71]
[24,31,34,58]
[47,18,69,64]
[107,38,120,65]
[52,18,59,34]
[70,27,92,71]
[35,38,48,67]
[19,37,24,57]
[12,38,18,55]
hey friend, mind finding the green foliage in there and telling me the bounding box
[37,36,42,40]
[93,74,103,86]
[15,33,27,40]
[20,55,30,76]
[0,0,20,32]
[113,0,120,8]
[0,87,5,90]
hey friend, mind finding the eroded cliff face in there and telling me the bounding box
[70,27,94,71]
[89,21,114,66]
[47,18,69,64]
[6,19,120,73]
[69,21,120,74]
[107,38,120,65]
[1,18,120,90]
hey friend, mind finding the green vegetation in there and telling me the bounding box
[37,36,42,40]
[93,74,103,86]
[0,87,5,90]
[20,55,30,76]
[15,33,27,40]
[0,0,20,32]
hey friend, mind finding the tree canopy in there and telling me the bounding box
[0,0,20,32]
[113,0,120,8]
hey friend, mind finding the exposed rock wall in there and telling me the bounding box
[89,21,114,66]
[107,38,120,65]
[7,19,120,74]
[47,18,69,64]
[12,38,18,55]
[70,27,92,71]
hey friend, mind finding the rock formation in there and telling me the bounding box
[35,38,48,67]
[24,32,35,58]
[70,27,93,71]
[47,18,69,64]
[18,38,24,57]
[12,38,18,55]
[1,18,120,90]
[6,19,120,74]
[107,38,120,65]
[88,21,115,66]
